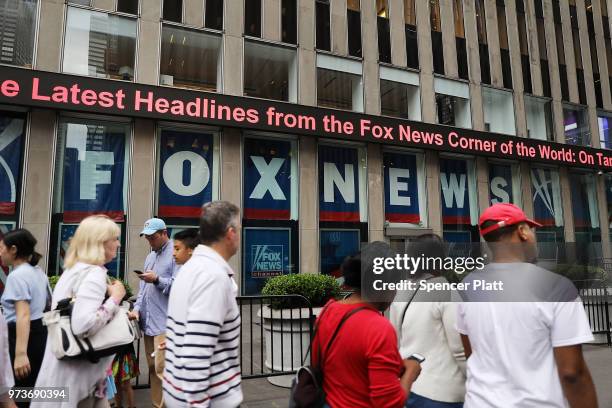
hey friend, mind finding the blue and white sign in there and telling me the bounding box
[243,139,291,220]
[531,167,563,227]
[384,152,421,224]
[62,123,125,222]
[440,158,473,225]
[58,223,121,277]
[0,116,24,216]
[489,163,513,205]
[158,130,214,218]
[320,229,360,281]
[319,146,360,222]
[243,228,291,295]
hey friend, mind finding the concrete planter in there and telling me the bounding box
[258,305,323,388]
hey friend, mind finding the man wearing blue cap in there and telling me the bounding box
[130,217,177,408]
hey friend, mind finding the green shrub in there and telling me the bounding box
[553,264,608,286]
[48,275,60,290]
[262,273,341,309]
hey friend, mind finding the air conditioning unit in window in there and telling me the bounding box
[160,75,174,86]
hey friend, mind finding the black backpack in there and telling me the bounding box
[289,305,368,408]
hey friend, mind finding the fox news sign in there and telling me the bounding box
[250,245,284,277]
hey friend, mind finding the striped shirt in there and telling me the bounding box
[163,245,242,408]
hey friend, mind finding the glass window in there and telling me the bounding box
[404,0,418,69]
[563,104,590,146]
[320,229,360,280]
[245,0,261,37]
[319,143,367,281]
[62,7,137,81]
[50,118,130,277]
[163,0,182,22]
[156,127,219,220]
[242,136,298,294]
[440,157,479,243]
[482,87,516,135]
[606,174,612,237]
[517,0,532,93]
[531,166,564,260]
[317,56,363,112]
[0,112,26,227]
[497,3,513,89]
[430,0,444,75]
[316,0,331,51]
[318,144,367,223]
[117,0,138,14]
[205,0,223,30]
[436,95,471,128]
[380,80,420,120]
[383,151,427,226]
[525,96,554,141]
[347,0,362,57]
[570,172,602,263]
[380,67,421,120]
[377,0,391,63]
[488,162,521,206]
[68,0,90,5]
[243,137,298,220]
[536,7,551,97]
[476,0,491,84]
[598,111,612,148]
[0,0,38,68]
[281,0,297,44]
[160,25,221,91]
[244,41,297,103]
[454,0,468,80]
[435,78,471,128]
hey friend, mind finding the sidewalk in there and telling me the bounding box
[132,344,612,407]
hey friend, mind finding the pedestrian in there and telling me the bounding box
[172,229,199,266]
[128,218,178,408]
[1,314,16,408]
[390,234,466,408]
[313,242,422,408]
[162,201,243,407]
[456,203,598,407]
[0,229,49,407]
[156,229,200,354]
[33,215,126,408]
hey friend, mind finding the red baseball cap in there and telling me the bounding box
[479,203,542,236]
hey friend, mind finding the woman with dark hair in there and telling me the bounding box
[0,229,49,406]
[313,241,422,408]
[390,234,466,408]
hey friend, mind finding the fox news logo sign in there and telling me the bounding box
[251,245,283,278]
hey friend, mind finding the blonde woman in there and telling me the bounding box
[33,215,126,408]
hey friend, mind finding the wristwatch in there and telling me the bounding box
[406,353,426,363]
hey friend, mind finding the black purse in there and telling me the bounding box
[289,305,368,408]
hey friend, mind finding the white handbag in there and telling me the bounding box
[42,269,137,363]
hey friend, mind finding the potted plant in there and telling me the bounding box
[259,273,340,387]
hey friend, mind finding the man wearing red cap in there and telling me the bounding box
[455,203,598,407]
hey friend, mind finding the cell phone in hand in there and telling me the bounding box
[133,269,144,275]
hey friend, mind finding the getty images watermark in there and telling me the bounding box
[370,253,504,293]
[361,242,587,303]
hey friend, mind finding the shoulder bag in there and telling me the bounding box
[289,304,369,408]
[42,267,137,363]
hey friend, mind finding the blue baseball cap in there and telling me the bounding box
[140,218,167,236]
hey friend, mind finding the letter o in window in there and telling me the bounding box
[162,151,210,196]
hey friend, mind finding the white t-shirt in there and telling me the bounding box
[456,297,593,407]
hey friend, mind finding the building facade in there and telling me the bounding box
[0,0,611,293]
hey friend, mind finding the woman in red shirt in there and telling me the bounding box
[313,242,421,408]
